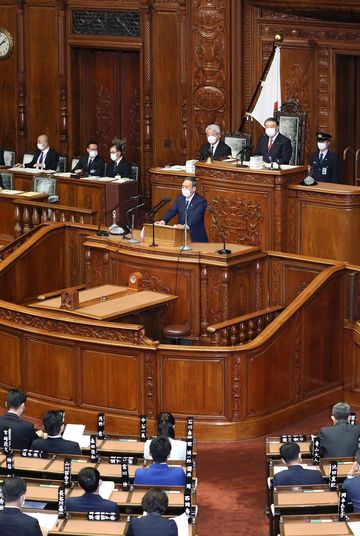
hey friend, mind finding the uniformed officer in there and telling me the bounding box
[308,131,340,183]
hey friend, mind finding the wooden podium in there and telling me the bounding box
[143,223,187,246]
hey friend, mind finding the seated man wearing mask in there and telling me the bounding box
[16,134,59,171]
[308,131,340,183]
[156,178,208,242]
[198,124,231,161]
[254,117,292,165]
[71,141,105,177]
[107,140,132,178]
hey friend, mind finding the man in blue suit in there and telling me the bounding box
[133,437,186,486]
[0,476,42,535]
[157,178,208,242]
[66,467,119,513]
[126,488,178,536]
[273,442,323,486]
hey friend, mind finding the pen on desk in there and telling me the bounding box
[39,484,58,488]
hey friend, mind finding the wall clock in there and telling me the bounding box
[0,28,13,60]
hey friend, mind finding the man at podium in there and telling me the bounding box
[156,178,208,242]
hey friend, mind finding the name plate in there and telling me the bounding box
[88,511,119,521]
[21,449,48,459]
[108,456,138,465]
[280,434,307,443]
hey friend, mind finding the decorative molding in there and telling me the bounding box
[232,355,242,420]
[95,86,112,157]
[255,261,263,310]
[286,197,297,252]
[293,312,302,402]
[72,11,140,37]
[271,259,282,305]
[200,264,208,336]
[144,352,156,417]
[141,271,170,293]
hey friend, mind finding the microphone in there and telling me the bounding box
[276,158,282,171]
[206,204,231,255]
[268,156,274,170]
[145,197,171,218]
[126,202,145,214]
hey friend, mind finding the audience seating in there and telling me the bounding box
[33,175,58,203]
[3,149,15,167]
[22,153,34,165]
[131,164,139,181]
[0,172,13,189]
[56,156,67,173]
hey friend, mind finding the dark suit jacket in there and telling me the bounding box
[308,150,340,183]
[0,148,4,166]
[126,514,178,536]
[72,154,105,177]
[133,463,186,486]
[199,140,232,161]
[319,421,360,458]
[25,148,59,171]
[254,132,292,164]
[0,507,42,536]
[0,412,38,450]
[66,492,119,513]
[162,193,208,243]
[273,465,323,487]
[342,476,360,512]
[30,436,82,455]
[107,158,132,178]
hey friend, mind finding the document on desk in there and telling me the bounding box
[27,513,58,530]
[1,189,23,194]
[99,480,115,499]
[348,522,360,535]
[63,423,86,445]
[172,512,189,536]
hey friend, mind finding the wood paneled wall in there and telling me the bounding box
[0,0,360,194]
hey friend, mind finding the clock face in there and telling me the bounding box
[0,28,13,60]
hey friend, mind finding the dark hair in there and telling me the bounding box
[149,436,172,463]
[141,488,169,514]
[3,476,26,503]
[332,402,350,421]
[111,136,126,155]
[6,389,27,410]
[264,117,279,126]
[279,442,300,464]
[43,410,63,436]
[87,141,98,147]
[77,467,100,493]
[157,412,175,439]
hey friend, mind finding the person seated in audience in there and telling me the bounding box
[342,449,360,512]
[107,138,132,178]
[30,410,81,455]
[254,117,292,165]
[126,488,178,536]
[273,442,323,486]
[66,467,119,513]
[317,402,360,458]
[0,388,43,450]
[15,134,59,171]
[144,412,187,461]
[198,124,231,161]
[0,476,44,535]
[71,141,105,177]
[134,437,186,486]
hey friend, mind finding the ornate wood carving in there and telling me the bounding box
[72,11,140,37]
[141,271,170,293]
[273,186,285,251]
[200,264,208,336]
[286,196,297,253]
[144,351,156,417]
[271,259,282,305]
[255,261,263,310]
[318,47,330,132]
[95,86,112,157]
[232,355,242,420]
[293,312,302,402]
[140,2,152,201]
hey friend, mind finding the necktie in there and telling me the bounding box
[319,153,324,163]
[211,145,214,156]
[185,199,190,211]
[267,138,273,153]
[39,151,44,164]
[88,158,93,171]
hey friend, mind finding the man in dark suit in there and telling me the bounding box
[0,388,40,450]
[273,442,323,487]
[0,476,43,535]
[133,437,186,486]
[254,117,292,165]
[308,131,340,183]
[107,140,132,178]
[21,134,59,171]
[157,178,208,243]
[318,402,360,458]
[199,123,232,161]
[71,141,105,177]
[342,449,360,512]
[31,409,82,455]
[66,467,119,513]
[126,488,178,536]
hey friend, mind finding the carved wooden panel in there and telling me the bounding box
[284,265,321,304]
[350,329,360,393]
[79,349,140,413]
[26,338,75,402]
[0,330,21,387]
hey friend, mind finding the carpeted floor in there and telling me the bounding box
[195,405,339,535]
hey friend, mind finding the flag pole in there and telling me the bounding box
[239,32,283,132]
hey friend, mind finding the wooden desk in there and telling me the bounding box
[0,190,47,240]
[279,514,360,535]
[266,437,312,459]
[10,169,138,226]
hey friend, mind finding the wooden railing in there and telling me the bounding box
[0,225,47,261]
[207,306,284,346]
[13,200,97,238]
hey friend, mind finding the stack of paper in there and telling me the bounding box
[249,156,264,169]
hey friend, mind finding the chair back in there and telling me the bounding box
[0,173,13,189]
[4,149,15,167]
[23,153,34,165]
[33,176,58,202]
[56,156,67,172]
[71,157,80,171]
[131,164,139,181]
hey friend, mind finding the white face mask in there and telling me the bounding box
[89,150,98,158]
[110,153,118,162]
[37,143,45,151]
[317,142,327,151]
[182,187,192,198]
[207,135,218,145]
[265,127,276,138]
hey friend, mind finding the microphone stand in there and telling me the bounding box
[180,204,192,251]
[127,202,145,244]
[207,206,231,255]
[149,215,158,247]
